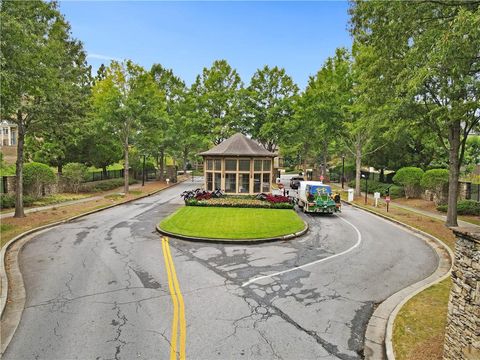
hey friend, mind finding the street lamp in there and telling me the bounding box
[142,154,146,187]
[361,172,368,205]
[341,155,345,189]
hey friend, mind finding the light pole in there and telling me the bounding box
[361,173,368,205]
[142,154,146,187]
[341,155,345,189]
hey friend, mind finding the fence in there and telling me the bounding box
[85,169,124,183]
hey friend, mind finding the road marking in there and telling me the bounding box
[241,215,362,287]
[162,237,186,360]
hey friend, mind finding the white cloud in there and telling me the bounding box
[87,53,121,61]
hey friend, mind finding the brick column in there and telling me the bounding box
[443,227,480,360]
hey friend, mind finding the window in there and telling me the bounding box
[206,172,213,191]
[225,173,236,193]
[263,160,271,171]
[239,159,250,172]
[2,128,8,135]
[10,130,16,145]
[206,160,213,171]
[254,160,262,171]
[214,159,221,171]
[254,174,261,192]
[214,173,221,190]
[225,159,237,171]
[262,173,270,192]
[238,174,250,193]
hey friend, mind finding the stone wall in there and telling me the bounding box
[443,227,480,360]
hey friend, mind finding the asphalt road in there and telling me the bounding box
[3,178,438,360]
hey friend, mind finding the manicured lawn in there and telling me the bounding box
[159,207,304,240]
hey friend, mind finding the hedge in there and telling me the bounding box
[437,200,480,216]
[80,178,138,193]
[392,167,424,198]
[62,163,90,193]
[0,194,36,209]
[186,198,294,209]
[23,162,56,197]
[347,179,404,198]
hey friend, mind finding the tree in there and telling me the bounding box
[1,0,91,217]
[191,60,243,145]
[350,1,480,226]
[91,60,151,194]
[244,66,298,151]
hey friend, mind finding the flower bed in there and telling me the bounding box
[185,195,294,209]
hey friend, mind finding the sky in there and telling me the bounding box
[59,1,352,90]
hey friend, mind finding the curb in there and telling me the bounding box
[156,220,309,245]
[342,200,454,360]
[0,178,188,355]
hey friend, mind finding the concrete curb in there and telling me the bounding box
[156,219,309,245]
[0,179,187,356]
[342,200,454,360]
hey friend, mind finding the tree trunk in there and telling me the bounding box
[57,163,63,174]
[14,112,25,218]
[355,143,362,197]
[159,149,165,181]
[183,148,188,174]
[102,165,108,179]
[446,120,461,227]
[123,140,129,194]
[379,168,385,183]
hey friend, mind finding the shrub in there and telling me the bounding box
[62,163,89,193]
[421,169,449,204]
[393,167,424,198]
[82,178,137,193]
[185,197,294,209]
[23,162,56,197]
[437,200,480,216]
[0,194,36,209]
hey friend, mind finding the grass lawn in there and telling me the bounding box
[159,207,304,240]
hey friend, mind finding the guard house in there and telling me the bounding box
[199,133,276,194]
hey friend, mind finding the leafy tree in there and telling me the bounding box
[244,65,298,151]
[393,167,424,199]
[91,60,151,194]
[464,136,480,173]
[191,60,243,145]
[62,162,89,193]
[1,0,91,217]
[350,1,480,226]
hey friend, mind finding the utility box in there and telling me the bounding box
[348,188,354,202]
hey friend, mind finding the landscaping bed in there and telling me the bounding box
[185,194,294,209]
[159,207,304,240]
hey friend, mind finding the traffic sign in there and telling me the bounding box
[385,196,391,203]
[320,175,324,181]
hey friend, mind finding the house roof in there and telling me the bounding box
[199,133,276,157]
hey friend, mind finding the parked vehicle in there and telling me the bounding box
[290,176,304,189]
[296,181,340,214]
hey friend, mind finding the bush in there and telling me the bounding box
[421,169,449,204]
[62,163,89,193]
[185,197,294,209]
[347,179,404,198]
[23,162,56,197]
[393,167,424,198]
[437,200,480,216]
[81,178,137,193]
[0,194,36,209]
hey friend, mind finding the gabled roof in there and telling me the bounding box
[199,133,276,157]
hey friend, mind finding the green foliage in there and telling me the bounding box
[1,194,36,209]
[62,163,89,193]
[393,167,424,198]
[347,180,404,199]
[244,65,298,151]
[421,169,449,191]
[437,200,480,216]
[23,162,56,197]
[82,178,137,193]
[186,197,294,209]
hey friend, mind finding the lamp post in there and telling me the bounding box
[361,173,368,205]
[341,155,345,189]
[142,154,146,187]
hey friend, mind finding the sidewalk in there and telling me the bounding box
[1,182,155,220]
[332,183,479,229]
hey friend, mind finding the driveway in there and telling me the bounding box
[2,179,438,360]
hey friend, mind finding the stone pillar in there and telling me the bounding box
[443,227,480,360]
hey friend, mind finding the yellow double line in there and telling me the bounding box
[161,236,186,360]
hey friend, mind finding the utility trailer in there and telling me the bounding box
[296,181,340,214]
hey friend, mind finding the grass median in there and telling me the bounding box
[159,206,305,240]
